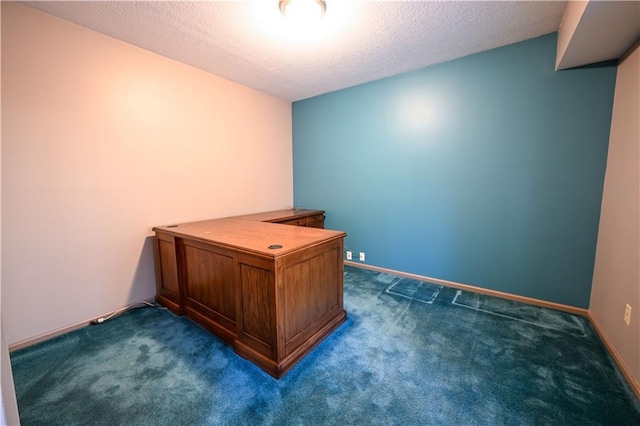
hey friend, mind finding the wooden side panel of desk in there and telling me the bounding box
[153,233,182,315]
[233,238,345,377]
[281,240,343,353]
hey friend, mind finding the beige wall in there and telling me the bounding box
[1,3,21,424]
[556,0,588,70]
[590,42,640,390]
[1,3,293,345]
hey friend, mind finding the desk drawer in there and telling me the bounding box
[306,217,325,228]
[279,217,309,227]
[277,213,325,229]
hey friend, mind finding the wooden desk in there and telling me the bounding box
[152,210,346,378]
[231,208,325,228]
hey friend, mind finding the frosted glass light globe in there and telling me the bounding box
[279,0,327,21]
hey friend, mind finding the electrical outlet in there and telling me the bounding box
[346,251,352,260]
[624,304,632,326]
[359,252,365,262]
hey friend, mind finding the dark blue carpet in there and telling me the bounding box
[10,265,640,425]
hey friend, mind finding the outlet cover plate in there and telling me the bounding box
[624,304,632,326]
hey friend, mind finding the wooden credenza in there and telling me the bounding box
[230,208,325,228]
[152,209,346,378]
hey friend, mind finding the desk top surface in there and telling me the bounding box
[153,217,344,257]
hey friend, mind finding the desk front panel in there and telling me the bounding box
[182,239,238,343]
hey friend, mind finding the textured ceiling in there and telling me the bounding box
[22,1,568,101]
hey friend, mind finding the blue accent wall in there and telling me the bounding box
[292,33,617,308]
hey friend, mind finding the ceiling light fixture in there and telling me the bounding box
[279,0,327,21]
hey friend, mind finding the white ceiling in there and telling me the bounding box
[19,1,638,102]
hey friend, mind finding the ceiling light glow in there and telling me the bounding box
[252,0,355,45]
[279,0,327,21]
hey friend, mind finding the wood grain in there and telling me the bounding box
[153,209,346,378]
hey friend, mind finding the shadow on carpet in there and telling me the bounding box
[452,290,588,337]
[10,265,640,425]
